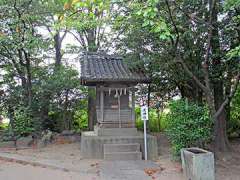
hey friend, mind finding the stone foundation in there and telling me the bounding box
[94,127,138,136]
[80,131,158,160]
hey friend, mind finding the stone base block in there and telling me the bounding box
[104,151,142,160]
[95,127,138,136]
[80,131,158,160]
[104,143,140,153]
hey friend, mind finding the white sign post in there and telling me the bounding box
[141,105,148,160]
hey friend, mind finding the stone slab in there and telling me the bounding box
[104,143,140,153]
[95,127,138,136]
[99,160,159,180]
[104,151,142,160]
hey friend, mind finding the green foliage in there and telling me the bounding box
[12,107,34,137]
[72,98,88,132]
[0,0,239,149]
[135,106,168,132]
[166,99,212,157]
[73,108,88,131]
[0,63,86,134]
[227,46,240,59]
[61,0,112,51]
[31,65,86,132]
[134,0,171,40]
[224,0,240,59]
[229,88,240,137]
[224,0,240,10]
[135,106,142,130]
[0,123,8,130]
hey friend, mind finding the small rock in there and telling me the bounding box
[61,130,74,136]
[37,130,53,148]
[16,136,33,148]
[37,140,46,148]
[0,141,16,148]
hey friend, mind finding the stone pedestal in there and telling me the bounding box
[94,127,138,136]
[80,129,158,160]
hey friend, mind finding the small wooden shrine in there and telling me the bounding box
[80,53,150,129]
[80,53,158,160]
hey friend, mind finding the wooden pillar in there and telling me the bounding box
[118,94,121,128]
[131,90,135,128]
[100,88,104,123]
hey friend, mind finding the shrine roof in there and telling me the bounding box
[80,53,151,85]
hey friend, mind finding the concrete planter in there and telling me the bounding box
[181,147,215,180]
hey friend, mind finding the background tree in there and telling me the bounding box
[114,0,240,152]
[0,0,87,136]
[62,0,115,130]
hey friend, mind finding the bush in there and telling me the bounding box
[166,99,212,157]
[12,107,35,137]
[73,108,88,131]
[0,123,8,130]
[229,88,240,137]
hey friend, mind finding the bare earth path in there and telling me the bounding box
[0,139,183,180]
[0,134,239,180]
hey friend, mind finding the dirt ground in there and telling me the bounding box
[0,134,239,180]
[157,133,240,180]
[214,139,240,180]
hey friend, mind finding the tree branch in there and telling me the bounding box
[177,57,208,93]
[69,31,87,49]
[214,72,240,118]
[60,30,68,44]
[165,0,179,48]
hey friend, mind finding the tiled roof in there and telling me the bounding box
[80,53,150,85]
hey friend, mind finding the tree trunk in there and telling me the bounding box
[87,30,98,52]
[85,28,99,131]
[54,31,62,66]
[40,103,49,131]
[18,49,32,107]
[225,86,231,133]
[63,89,69,130]
[213,111,230,151]
[178,81,203,104]
[210,0,230,152]
[25,55,32,107]
[213,81,230,151]
[88,87,96,131]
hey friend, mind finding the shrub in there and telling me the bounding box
[229,88,240,137]
[12,107,35,137]
[135,107,143,130]
[166,99,212,157]
[0,123,8,130]
[73,108,88,131]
